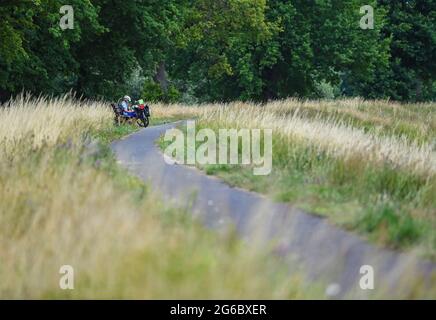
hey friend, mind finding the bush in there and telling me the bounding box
[142,80,181,103]
[142,80,164,102]
[314,80,340,100]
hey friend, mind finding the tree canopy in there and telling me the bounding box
[0,0,434,102]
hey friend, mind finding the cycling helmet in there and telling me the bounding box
[123,95,132,102]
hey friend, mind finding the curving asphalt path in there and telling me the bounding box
[111,122,435,299]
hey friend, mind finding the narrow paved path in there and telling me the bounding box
[111,122,435,298]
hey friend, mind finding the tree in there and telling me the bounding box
[169,0,279,102]
[0,0,103,100]
[170,0,390,102]
[352,0,436,101]
[260,0,390,100]
[0,0,433,102]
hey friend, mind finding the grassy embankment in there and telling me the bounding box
[0,95,323,299]
[159,99,436,259]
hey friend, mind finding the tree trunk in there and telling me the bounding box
[153,61,168,94]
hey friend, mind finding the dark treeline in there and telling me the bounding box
[0,0,435,103]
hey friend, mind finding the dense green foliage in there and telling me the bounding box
[0,0,434,102]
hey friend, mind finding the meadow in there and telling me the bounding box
[1,95,434,299]
[0,95,314,299]
[159,99,436,259]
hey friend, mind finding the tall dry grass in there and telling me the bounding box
[265,98,435,143]
[0,94,112,154]
[176,99,436,257]
[2,95,433,298]
[150,102,206,120]
[0,95,312,299]
[199,100,436,178]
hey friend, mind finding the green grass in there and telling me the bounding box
[63,124,321,298]
[0,116,321,298]
[3,97,433,298]
[159,122,436,259]
[93,116,189,144]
